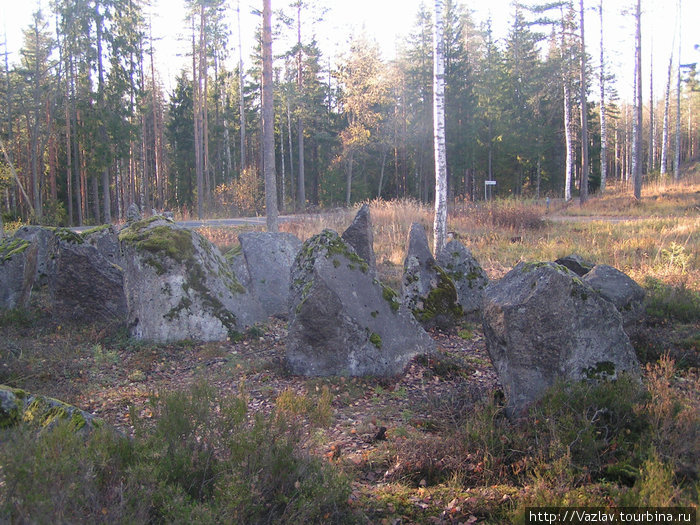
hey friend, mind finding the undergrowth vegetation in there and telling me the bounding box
[1,174,698,522]
[0,383,353,524]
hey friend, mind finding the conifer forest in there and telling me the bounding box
[1,0,698,226]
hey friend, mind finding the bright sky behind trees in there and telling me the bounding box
[2,0,698,101]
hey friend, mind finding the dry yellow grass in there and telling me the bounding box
[195,167,699,293]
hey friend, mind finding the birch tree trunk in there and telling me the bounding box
[579,0,589,204]
[560,7,573,202]
[237,0,247,171]
[432,0,447,255]
[563,80,573,201]
[598,0,608,193]
[262,0,278,232]
[660,53,673,176]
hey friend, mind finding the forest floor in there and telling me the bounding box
[2,283,697,522]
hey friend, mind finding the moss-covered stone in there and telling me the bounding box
[412,265,463,325]
[80,224,112,237]
[54,228,84,244]
[0,386,25,428]
[583,360,617,380]
[0,238,31,262]
[0,387,102,433]
[119,224,195,265]
[369,332,382,349]
[381,284,401,313]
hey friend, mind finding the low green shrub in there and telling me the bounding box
[528,375,650,483]
[644,276,700,323]
[0,381,354,524]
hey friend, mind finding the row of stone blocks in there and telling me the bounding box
[0,204,645,415]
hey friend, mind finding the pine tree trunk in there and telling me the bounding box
[262,0,278,232]
[432,0,447,255]
[648,44,655,173]
[71,60,82,226]
[345,152,354,207]
[599,0,608,192]
[286,100,295,208]
[65,66,73,225]
[237,0,247,172]
[296,3,306,211]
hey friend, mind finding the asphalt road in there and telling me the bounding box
[175,214,298,229]
[73,213,302,232]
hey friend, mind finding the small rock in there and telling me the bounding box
[554,253,595,276]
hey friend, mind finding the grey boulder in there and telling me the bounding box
[287,229,434,377]
[47,229,127,322]
[342,203,377,275]
[83,224,122,265]
[583,264,646,326]
[12,225,53,283]
[0,237,38,310]
[125,202,142,223]
[236,231,302,318]
[402,223,462,330]
[482,262,640,417]
[554,253,595,276]
[120,217,263,342]
[437,240,488,314]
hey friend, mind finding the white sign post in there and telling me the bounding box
[484,180,496,201]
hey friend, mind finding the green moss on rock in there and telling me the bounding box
[413,265,463,324]
[54,228,84,244]
[583,360,616,380]
[119,224,195,264]
[0,238,31,262]
[81,224,112,237]
[381,284,401,313]
[369,332,382,349]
